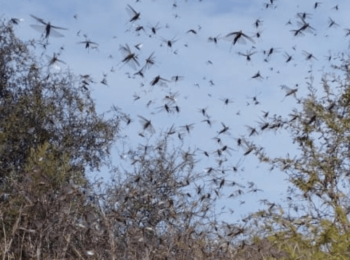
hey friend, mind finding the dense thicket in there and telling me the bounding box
[0,20,123,258]
[4,8,350,258]
[0,20,238,260]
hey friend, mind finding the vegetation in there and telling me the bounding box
[2,2,350,259]
[0,19,231,259]
[243,61,350,259]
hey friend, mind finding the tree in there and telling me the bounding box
[0,19,237,260]
[238,55,350,258]
[100,133,225,259]
[0,19,123,259]
[0,19,122,186]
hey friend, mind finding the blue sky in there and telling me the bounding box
[2,0,349,223]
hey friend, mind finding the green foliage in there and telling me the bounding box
[240,56,350,258]
[0,19,124,259]
[0,142,89,259]
[0,20,122,186]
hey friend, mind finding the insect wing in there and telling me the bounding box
[30,24,65,38]
[119,44,139,70]
[144,52,156,70]
[30,24,46,34]
[30,14,46,25]
[123,54,139,70]
[119,44,132,56]
[50,24,68,31]
[126,4,137,16]
[48,28,65,38]
[242,33,256,44]
[126,4,140,22]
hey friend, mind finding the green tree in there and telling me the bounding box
[0,19,123,259]
[0,19,122,185]
[239,56,350,259]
